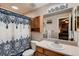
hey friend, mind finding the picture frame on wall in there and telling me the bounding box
[47,19,52,24]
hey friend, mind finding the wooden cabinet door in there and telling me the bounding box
[35,52,45,56]
[37,52,45,56]
[36,46,44,53]
[31,16,43,32]
[44,49,64,56]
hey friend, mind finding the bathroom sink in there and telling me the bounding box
[48,42,64,50]
[37,40,64,50]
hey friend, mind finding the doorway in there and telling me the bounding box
[59,18,69,40]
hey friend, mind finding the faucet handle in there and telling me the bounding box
[54,41,59,44]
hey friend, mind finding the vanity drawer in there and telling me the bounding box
[44,49,64,56]
[35,52,45,56]
[36,46,44,53]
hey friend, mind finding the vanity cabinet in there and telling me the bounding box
[35,46,66,56]
[31,16,43,32]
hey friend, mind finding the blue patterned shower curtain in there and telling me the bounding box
[0,8,31,56]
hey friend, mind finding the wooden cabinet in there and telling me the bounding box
[31,16,43,32]
[36,46,44,53]
[35,46,67,56]
[44,49,64,56]
[35,52,45,56]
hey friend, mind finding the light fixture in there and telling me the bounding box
[11,6,18,10]
[65,21,68,23]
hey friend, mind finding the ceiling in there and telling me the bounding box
[0,3,48,15]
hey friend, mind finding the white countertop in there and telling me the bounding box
[31,40,79,56]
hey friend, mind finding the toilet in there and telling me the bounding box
[22,49,35,56]
[22,41,36,56]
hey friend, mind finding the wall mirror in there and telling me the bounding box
[43,8,77,45]
[76,6,79,31]
[59,18,69,41]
